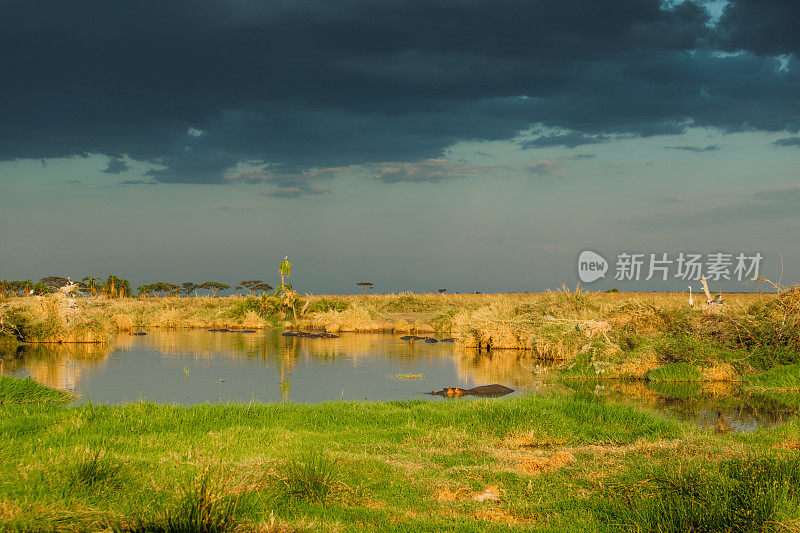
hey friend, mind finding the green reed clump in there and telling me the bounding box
[746,363,800,391]
[600,453,800,532]
[306,297,349,313]
[228,297,261,319]
[64,449,123,490]
[133,471,239,533]
[646,362,704,382]
[274,452,338,504]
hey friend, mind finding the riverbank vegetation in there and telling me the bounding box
[0,376,798,531]
[3,285,798,384]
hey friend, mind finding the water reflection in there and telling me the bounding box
[1,343,111,393]
[1,330,797,434]
[0,330,546,404]
[563,380,799,433]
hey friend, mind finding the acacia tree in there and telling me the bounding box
[356,281,374,294]
[198,281,231,297]
[237,280,272,295]
[182,282,198,297]
[40,276,70,290]
[160,282,180,296]
[438,288,447,294]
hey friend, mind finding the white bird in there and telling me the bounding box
[688,286,694,308]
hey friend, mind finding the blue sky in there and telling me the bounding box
[1,0,798,293]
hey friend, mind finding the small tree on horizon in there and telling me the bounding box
[237,280,272,296]
[254,282,273,294]
[40,276,70,290]
[182,282,198,297]
[198,281,231,297]
[356,281,374,294]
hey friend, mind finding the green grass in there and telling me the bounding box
[599,453,800,532]
[0,390,797,531]
[746,363,800,391]
[0,390,690,532]
[0,375,73,404]
[646,362,705,382]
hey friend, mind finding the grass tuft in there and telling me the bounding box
[134,471,239,533]
[273,453,339,504]
[65,449,123,490]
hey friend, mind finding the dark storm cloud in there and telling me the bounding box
[1,0,798,192]
[715,0,800,56]
[665,144,721,152]
[774,137,800,147]
[102,158,130,174]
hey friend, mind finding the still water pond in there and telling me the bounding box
[2,330,798,432]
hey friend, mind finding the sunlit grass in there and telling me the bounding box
[746,363,800,391]
[0,375,72,404]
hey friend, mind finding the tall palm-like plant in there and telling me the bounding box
[278,256,292,294]
[82,276,102,296]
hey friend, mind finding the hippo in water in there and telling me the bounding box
[429,384,514,398]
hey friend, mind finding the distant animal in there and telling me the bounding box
[688,286,694,308]
[440,338,456,343]
[711,294,724,305]
[429,384,514,398]
[424,337,438,343]
[282,331,338,338]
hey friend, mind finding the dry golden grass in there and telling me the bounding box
[516,451,576,475]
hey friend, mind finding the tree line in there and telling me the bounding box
[0,275,132,298]
[0,276,275,298]
[137,280,272,297]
